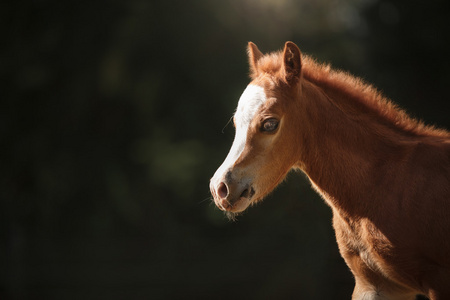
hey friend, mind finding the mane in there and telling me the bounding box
[255,51,450,139]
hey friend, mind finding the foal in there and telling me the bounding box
[210,42,450,299]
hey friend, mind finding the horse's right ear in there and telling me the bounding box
[247,42,263,79]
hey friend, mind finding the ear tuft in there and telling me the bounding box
[247,42,263,79]
[282,41,302,85]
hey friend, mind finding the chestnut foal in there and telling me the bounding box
[210,42,450,299]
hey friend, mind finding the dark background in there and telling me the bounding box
[2,0,450,299]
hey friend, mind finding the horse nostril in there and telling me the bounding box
[218,182,228,199]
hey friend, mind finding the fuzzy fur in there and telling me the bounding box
[210,42,450,299]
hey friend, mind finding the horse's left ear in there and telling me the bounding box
[282,41,302,85]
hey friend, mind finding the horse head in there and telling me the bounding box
[210,42,305,215]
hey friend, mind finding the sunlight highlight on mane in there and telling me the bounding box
[256,51,449,139]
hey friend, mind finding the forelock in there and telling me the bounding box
[255,52,283,77]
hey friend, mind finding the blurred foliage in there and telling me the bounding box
[1,0,449,299]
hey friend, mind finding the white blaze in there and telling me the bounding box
[213,84,267,180]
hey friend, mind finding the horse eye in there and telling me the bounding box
[261,118,279,133]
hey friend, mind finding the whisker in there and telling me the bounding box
[198,196,213,205]
[221,116,234,134]
[225,211,240,222]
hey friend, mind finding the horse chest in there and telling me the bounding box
[333,214,394,278]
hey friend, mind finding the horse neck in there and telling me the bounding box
[295,80,406,216]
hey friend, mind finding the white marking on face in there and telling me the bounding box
[212,84,267,180]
